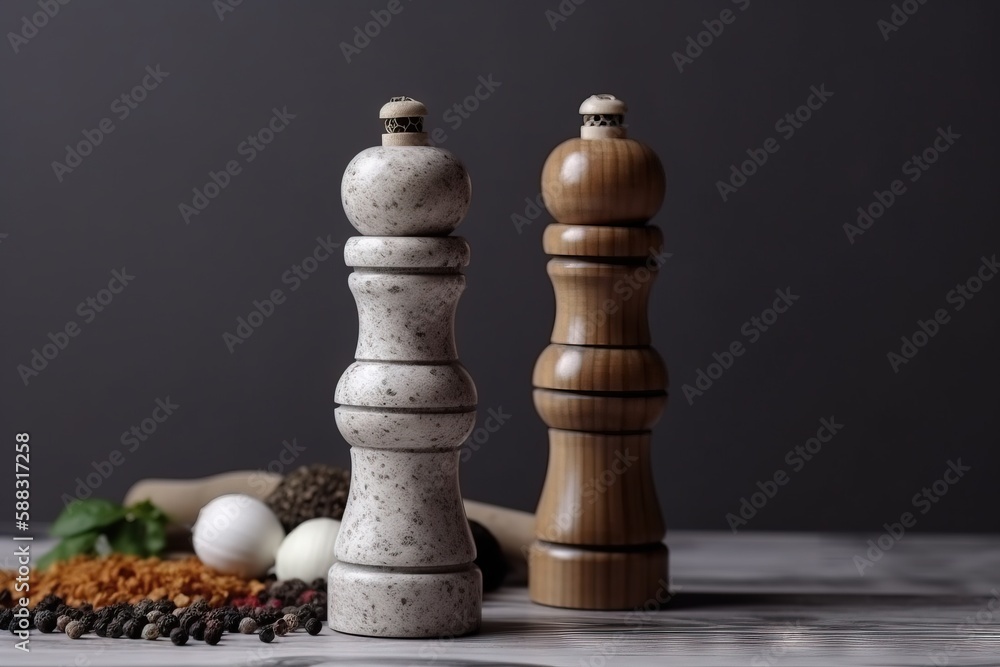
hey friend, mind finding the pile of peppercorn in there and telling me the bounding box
[1,578,328,645]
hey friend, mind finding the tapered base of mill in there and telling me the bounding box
[330,562,482,637]
[528,542,668,610]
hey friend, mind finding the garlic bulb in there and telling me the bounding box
[274,518,341,582]
[192,494,285,578]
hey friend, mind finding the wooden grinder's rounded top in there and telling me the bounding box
[541,94,665,225]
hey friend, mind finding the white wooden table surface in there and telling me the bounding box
[3,531,999,666]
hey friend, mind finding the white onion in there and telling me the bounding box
[275,518,341,582]
[192,494,285,578]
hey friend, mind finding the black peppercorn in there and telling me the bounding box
[108,620,124,639]
[272,618,288,636]
[181,613,202,633]
[305,618,322,635]
[169,627,188,646]
[204,625,223,645]
[189,621,206,641]
[37,594,63,611]
[259,625,275,643]
[0,609,14,631]
[94,621,109,638]
[124,618,146,639]
[33,611,56,634]
[254,609,279,625]
[157,613,179,636]
[265,463,351,532]
[80,611,98,631]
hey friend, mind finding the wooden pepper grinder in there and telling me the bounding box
[529,94,669,610]
[331,96,482,637]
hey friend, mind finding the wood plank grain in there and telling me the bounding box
[4,532,999,666]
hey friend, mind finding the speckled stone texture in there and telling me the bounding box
[336,362,476,409]
[332,128,481,638]
[345,236,470,269]
[349,274,466,361]
[335,449,474,567]
[344,237,471,361]
[329,563,481,638]
[336,408,476,451]
[341,146,472,236]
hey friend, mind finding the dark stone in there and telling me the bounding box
[469,519,508,592]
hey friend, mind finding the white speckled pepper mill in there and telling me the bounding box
[330,97,482,638]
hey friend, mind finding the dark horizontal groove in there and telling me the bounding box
[353,358,460,365]
[352,445,460,454]
[335,562,477,575]
[537,540,667,553]
[548,342,658,350]
[547,255,662,265]
[534,388,668,398]
[352,267,463,275]
[335,405,476,415]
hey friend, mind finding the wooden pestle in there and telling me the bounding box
[123,472,534,583]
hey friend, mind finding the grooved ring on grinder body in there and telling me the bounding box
[542,224,664,258]
[335,362,477,410]
[345,236,470,269]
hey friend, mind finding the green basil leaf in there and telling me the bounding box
[37,531,99,570]
[143,518,167,555]
[107,520,146,556]
[126,500,168,555]
[127,500,165,523]
[51,499,126,537]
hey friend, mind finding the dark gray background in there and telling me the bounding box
[2,0,998,533]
